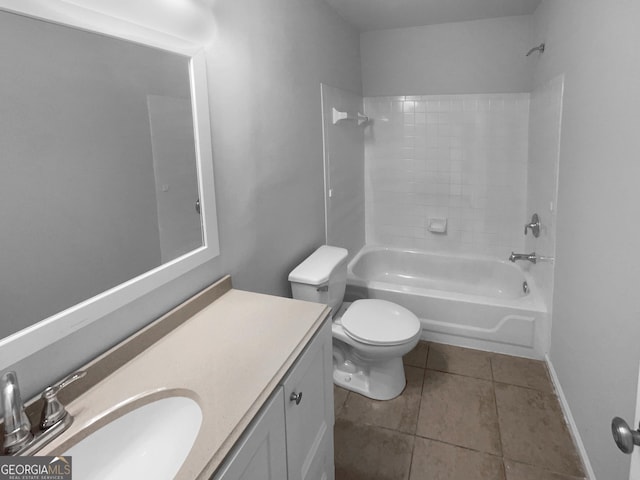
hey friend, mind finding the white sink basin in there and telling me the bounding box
[63,396,202,480]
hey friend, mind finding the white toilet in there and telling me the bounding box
[289,245,421,400]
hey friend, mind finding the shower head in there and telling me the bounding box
[526,43,545,56]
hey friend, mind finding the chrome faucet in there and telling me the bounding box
[509,252,537,264]
[1,370,86,455]
[1,371,33,454]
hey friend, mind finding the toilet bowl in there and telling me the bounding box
[331,299,421,400]
[289,245,421,400]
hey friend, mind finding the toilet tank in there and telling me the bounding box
[288,246,349,315]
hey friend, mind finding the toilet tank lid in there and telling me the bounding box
[288,245,348,285]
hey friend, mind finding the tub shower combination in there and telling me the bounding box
[345,245,548,358]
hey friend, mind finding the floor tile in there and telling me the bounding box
[334,386,349,417]
[427,343,492,380]
[492,354,553,392]
[417,370,501,455]
[495,383,584,477]
[334,418,414,480]
[334,344,586,479]
[337,366,424,434]
[404,341,429,368]
[503,459,586,479]
[410,437,505,480]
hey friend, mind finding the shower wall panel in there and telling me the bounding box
[321,84,365,259]
[364,93,529,257]
[526,76,564,314]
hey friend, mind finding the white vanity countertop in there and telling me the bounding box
[36,277,330,479]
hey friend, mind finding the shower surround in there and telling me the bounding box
[364,93,530,258]
[322,85,562,357]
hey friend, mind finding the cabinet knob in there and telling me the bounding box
[290,391,303,405]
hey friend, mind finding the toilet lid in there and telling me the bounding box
[341,299,421,346]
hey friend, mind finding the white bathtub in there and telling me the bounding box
[345,245,549,358]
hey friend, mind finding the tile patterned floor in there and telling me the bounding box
[334,342,586,480]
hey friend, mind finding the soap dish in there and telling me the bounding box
[428,218,447,234]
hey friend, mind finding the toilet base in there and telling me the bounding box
[333,356,407,401]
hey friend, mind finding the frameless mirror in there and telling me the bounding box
[0,3,219,369]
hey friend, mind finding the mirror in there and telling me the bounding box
[0,3,219,369]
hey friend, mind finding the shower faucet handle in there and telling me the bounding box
[524,213,541,238]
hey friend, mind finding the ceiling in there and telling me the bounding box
[323,0,542,32]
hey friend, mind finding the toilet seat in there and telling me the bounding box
[341,299,421,346]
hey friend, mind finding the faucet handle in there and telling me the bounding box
[40,370,86,430]
[524,213,541,237]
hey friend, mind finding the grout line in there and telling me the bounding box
[407,432,417,480]
[411,433,503,458]
[422,353,554,392]
[490,355,509,480]
[502,457,588,480]
[424,341,432,370]
[425,367,493,383]
[493,379,556,394]
[334,389,350,419]
[413,344,429,436]
[490,352,496,382]
[491,370,506,462]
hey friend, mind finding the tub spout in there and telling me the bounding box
[509,252,537,264]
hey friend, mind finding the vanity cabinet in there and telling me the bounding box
[212,318,334,480]
[210,388,288,480]
[282,318,334,480]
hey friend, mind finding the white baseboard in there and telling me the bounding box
[545,354,597,480]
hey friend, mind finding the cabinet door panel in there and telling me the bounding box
[212,387,287,480]
[282,320,334,480]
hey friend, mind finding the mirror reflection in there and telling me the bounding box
[0,10,203,339]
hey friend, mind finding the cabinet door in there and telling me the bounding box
[282,320,334,480]
[212,387,287,480]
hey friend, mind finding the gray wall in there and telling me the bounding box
[533,1,640,478]
[206,0,362,293]
[360,15,534,96]
[7,0,362,401]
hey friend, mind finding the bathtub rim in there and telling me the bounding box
[346,244,547,314]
